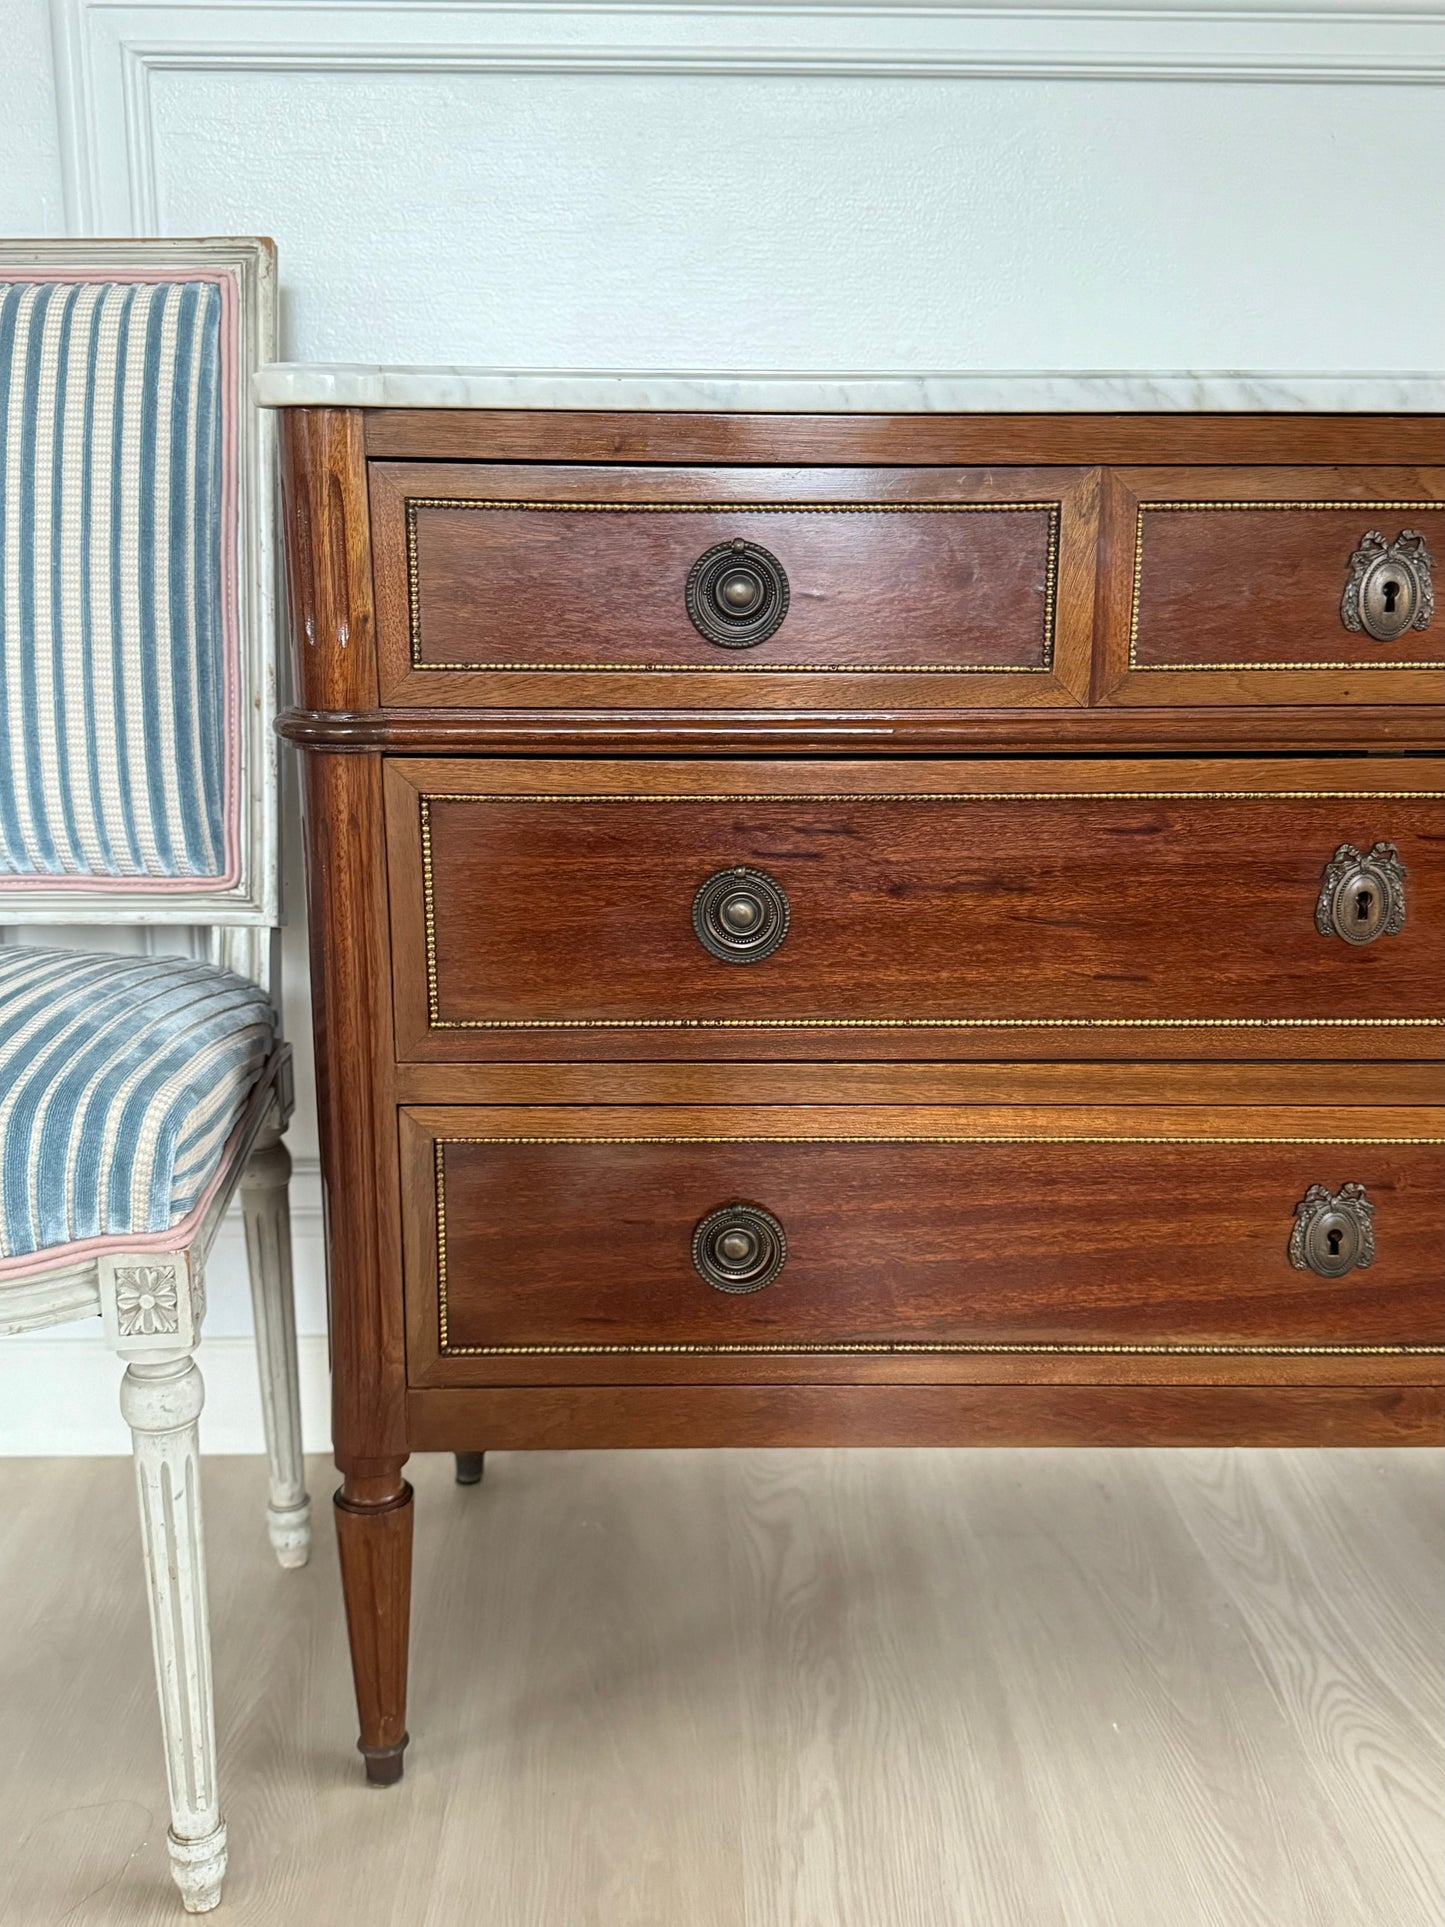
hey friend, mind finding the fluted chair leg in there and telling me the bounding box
[241,1127,311,1568]
[122,1353,228,1913]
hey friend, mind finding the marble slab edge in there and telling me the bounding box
[253,367,1445,413]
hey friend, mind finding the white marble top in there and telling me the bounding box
[252,366,1445,413]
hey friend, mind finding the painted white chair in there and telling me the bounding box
[0,238,307,1914]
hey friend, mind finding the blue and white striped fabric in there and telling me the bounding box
[0,945,272,1266]
[0,275,231,884]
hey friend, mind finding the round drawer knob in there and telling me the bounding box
[692,866,790,964]
[685,538,789,648]
[719,570,763,613]
[692,1203,787,1294]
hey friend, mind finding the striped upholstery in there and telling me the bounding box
[0,273,235,887]
[0,945,273,1268]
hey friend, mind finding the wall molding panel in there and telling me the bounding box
[52,1,1445,233]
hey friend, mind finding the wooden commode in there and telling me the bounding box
[265,375,1444,1786]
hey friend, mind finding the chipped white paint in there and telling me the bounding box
[8,1051,304,1910]
[100,1249,200,1355]
[120,1350,228,1913]
[0,1268,101,1333]
[240,1129,312,1569]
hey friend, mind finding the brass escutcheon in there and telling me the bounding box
[1340,529,1435,642]
[1315,842,1407,945]
[1289,1182,1376,1278]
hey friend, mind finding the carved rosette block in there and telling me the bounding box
[99,1250,203,1355]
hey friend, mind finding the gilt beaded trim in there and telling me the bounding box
[1128,500,1445,672]
[431,1134,1445,1359]
[405,496,1059,673]
[416,789,1444,1032]
[446,1341,1442,1358]
[438,1133,1442,1146]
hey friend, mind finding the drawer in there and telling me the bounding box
[1098,467,1444,706]
[385,757,1445,1062]
[400,1105,1445,1386]
[369,462,1097,708]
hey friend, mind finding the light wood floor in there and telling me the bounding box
[1,1447,1440,1926]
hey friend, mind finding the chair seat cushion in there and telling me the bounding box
[0,945,274,1267]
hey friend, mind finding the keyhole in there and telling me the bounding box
[1355,887,1374,922]
[1327,1227,1344,1256]
[1382,579,1401,613]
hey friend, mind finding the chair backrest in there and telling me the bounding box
[0,239,277,930]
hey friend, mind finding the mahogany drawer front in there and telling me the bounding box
[385,757,1445,1060]
[1098,467,1444,706]
[368,462,1097,708]
[399,1104,1445,1385]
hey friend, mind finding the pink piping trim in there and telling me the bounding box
[0,1108,246,1282]
[0,266,243,893]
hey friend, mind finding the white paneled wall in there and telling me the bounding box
[3,0,1442,1449]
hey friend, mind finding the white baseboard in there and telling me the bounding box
[0,1333,333,1456]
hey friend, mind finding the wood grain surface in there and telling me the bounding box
[359,407,1445,466]
[369,460,1098,710]
[1130,498,1445,670]
[277,407,1445,1805]
[1096,467,1445,707]
[387,758,1445,1042]
[4,1449,1440,1925]
[396,472,1064,670]
[411,1119,1445,1359]
[277,702,1445,755]
[334,1475,413,1783]
[389,1058,1445,1109]
[282,409,407,1479]
[406,1384,1441,1449]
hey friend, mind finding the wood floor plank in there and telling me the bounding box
[1160,1449,1445,1927]
[0,1448,1439,1926]
[944,1451,1318,1927]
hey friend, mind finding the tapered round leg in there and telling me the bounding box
[454,1451,486,1486]
[121,1354,228,1913]
[241,1131,312,1568]
[335,1468,414,1784]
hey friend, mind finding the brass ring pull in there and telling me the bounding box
[692,866,790,964]
[685,538,789,647]
[1340,530,1434,641]
[692,1203,788,1293]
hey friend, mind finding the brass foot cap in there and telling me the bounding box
[361,1736,409,1786]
